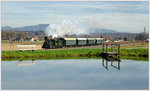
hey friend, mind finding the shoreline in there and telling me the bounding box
[2,48,148,61]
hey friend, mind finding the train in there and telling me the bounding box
[42,37,104,49]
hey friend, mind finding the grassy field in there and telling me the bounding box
[2,48,148,60]
[1,40,149,61]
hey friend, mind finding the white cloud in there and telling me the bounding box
[76,13,149,33]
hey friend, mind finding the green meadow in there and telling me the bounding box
[2,48,148,61]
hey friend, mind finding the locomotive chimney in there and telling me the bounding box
[44,37,48,41]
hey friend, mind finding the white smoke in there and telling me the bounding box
[44,19,88,38]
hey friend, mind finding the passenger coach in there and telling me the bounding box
[42,37,104,49]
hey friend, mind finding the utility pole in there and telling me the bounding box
[143,27,146,40]
[9,31,14,51]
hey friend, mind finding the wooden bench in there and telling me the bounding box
[17,45,36,51]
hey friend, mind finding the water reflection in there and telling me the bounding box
[2,59,148,90]
[16,59,36,66]
[102,57,121,70]
[16,58,121,70]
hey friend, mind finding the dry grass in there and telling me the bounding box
[1,40,44,51]
[1,40,149,51]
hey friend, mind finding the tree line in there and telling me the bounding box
[1,30,149,41]
[2,31,45,41]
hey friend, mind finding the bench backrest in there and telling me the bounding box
[17,45,36,47]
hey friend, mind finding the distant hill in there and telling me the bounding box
[2,24,49,31]
[2,24,119,34]
[89,28,118,34]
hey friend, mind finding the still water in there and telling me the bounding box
[2,59,149,90]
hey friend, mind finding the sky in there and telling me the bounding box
[1,1,149,33]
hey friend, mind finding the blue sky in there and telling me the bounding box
[2,1,149,33]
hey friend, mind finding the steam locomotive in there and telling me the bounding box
[42,37,104,49]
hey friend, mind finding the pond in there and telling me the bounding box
[1,58,149,90]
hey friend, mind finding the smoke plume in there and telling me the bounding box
[44,19,89,38]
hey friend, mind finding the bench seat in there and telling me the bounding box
[17,45,36,51]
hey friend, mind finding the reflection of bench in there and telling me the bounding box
[17,45,36,51]
[17,62,36,66]
[17,60,36,66]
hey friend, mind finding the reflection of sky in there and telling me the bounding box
[2,59,148,90]
[2,1,149,33]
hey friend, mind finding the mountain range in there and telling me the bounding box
[2,24,119,34]
[2,24,49,31]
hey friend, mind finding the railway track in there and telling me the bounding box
[42,41,148,50]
